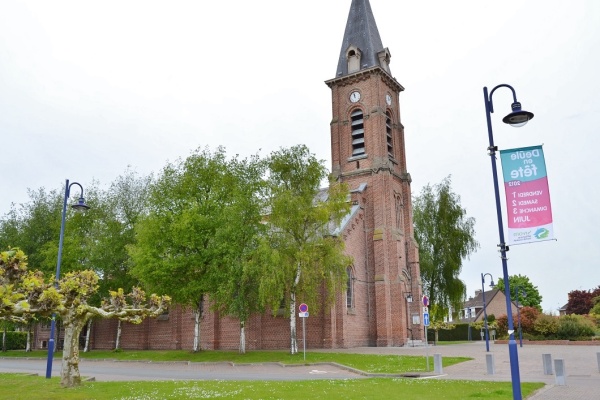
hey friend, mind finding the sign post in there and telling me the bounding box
[299,303,308,360]
[422,296,430,371]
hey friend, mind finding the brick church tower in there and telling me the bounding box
[325,0,423,346]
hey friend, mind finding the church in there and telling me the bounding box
[39,0,424,350]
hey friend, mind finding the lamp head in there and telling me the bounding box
[406,294,413,303]
[502,102,534,127]
[71,197,90,212]
[489,279,495,288]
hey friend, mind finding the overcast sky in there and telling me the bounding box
[1,0,599,313]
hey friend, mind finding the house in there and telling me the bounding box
[455,289,519,323]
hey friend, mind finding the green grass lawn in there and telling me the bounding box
[0,350,545,398]
[0,374,544,400]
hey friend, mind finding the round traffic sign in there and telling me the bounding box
[422,296,429,306]
[299,303,308,313]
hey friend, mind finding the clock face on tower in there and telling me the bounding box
[349,91,361,103]
[386,94,392,105]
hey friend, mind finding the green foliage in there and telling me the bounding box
[129,147,265,321]
[426,323,479,341]
[413,176,478,321]
[87,169,152,305]
[590,296,600,317]
[1,331,27,350]
[533,313,559,337]
[556,314,596,339]
[495,275,543,310]
[260,145,352,315]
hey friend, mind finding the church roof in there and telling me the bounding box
[336,0,388,77]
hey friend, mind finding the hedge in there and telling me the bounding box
[1,331,27,350]
[427,324,492,342]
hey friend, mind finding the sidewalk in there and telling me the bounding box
[318,342,600,399]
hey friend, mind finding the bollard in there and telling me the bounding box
[486,353,495,375]
[433,353,443,374]
[554,359,566,386]
[597,352,600,373]
[542,353,553,375]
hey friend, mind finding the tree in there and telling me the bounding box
[413,176,478,321]
[87,169,152,350]
[590,296,600,316]
[260,145,352,354]
[204,154,267,354]
[565,286,600,315]
[0,187,63,272]
[496,274,543,310]
[1,248,170,387]
[130,147,265,352]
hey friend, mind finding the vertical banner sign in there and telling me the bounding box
[500,145,554,245]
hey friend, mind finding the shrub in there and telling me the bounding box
[557,314,596,339]
[2,331,27,350]
[533,313,559,337]
[519,307,540,334]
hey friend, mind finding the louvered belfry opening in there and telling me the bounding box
[386,111,393,157]
[351,109,365,156]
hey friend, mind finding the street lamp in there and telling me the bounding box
[514,285,526,348]
[483,84,534,400]
[404,292,414,346]
[46,179,90,379]
[481,273,495,352]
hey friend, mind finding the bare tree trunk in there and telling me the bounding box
[115,320,122,351]
[1,325,5,352]
[289,264,301,355]
[239,321,246,354]
[83,319,92,352]
[193,294,203,352]
[289,293,298,354]
[25,323,32,352]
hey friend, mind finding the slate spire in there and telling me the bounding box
[336,0,388,77]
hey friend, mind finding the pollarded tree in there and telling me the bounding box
[496,274,543,310]
[0,248,170,387]
[129,147,265,352]
[413,176,478,321]
[261,145,352,354]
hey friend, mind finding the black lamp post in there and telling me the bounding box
[483,84,534,400]
[481,273,495,352]
[404,292,414,346]
[45,179,90,379]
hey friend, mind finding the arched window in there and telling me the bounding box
[386,110,393,158]
[351,109,365,157]
[346,267,354,308]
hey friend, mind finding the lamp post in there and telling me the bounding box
[45,179,90,379]
[483,84,534,400]
[404,292,414,346]
[514,285,526,348]
[481,273,495,352]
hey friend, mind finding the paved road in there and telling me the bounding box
[316,342,600,399]
[2,342,599,399]
[0,358,365,381]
